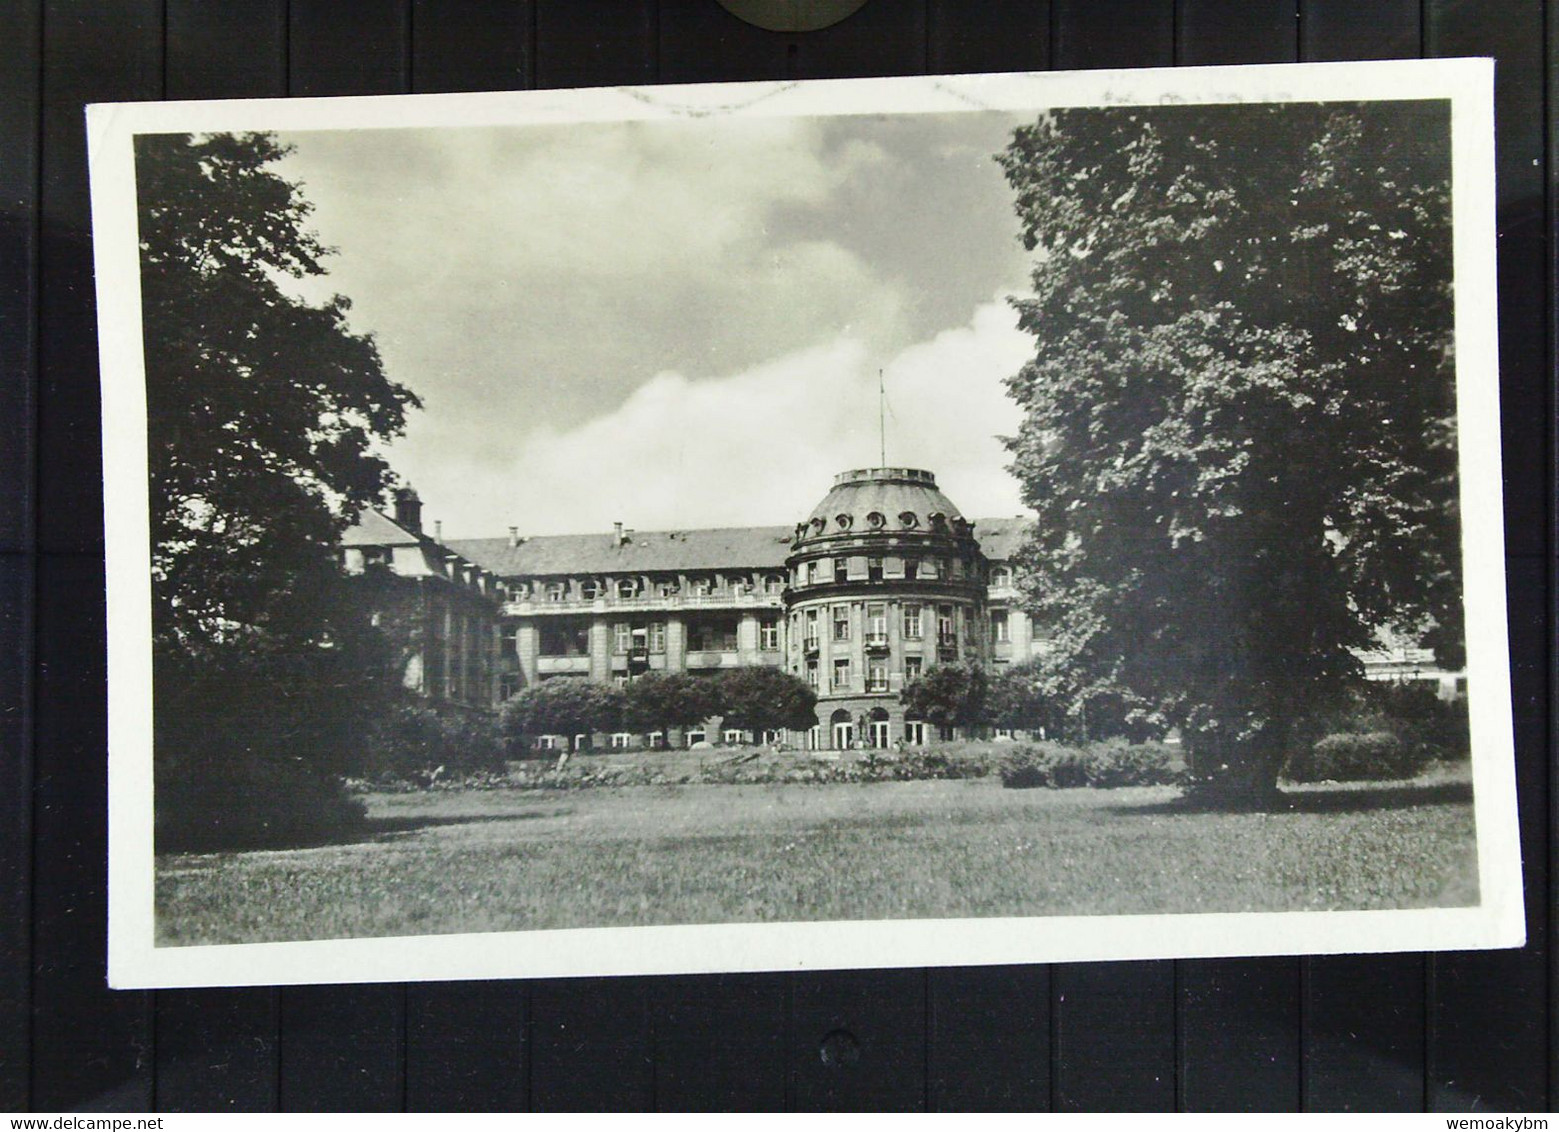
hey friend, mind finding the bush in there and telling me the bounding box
[1000,741,1182,790]
[157,746,367,852]
[1286,730,1429,783]
[356,701,506,782]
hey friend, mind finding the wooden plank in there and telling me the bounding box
[32,0,160,1110]
[927,0,1049,75]
[31,553,153,1110]
[649,974,786,1110]
[1177,0,1296,65]
[37,0,162,554]
[0,0,39,1108]
[1052,0,1174,71]
[154,990,279,1112]
[152,6,288,1111]
[1053,962,1175,1111]
[1423,0,1550,1110]
[790,0,928,79]
[406,981,527,1112]
[657,0,789,84]
[411,0,533,93]
[1179,958,1300,1111]
[1299,0,1420,61]
[1304,955,1426,1110]
[529,978,653,1111]
[534,0,656,89]
[165,0,287,101]
[788,969,926,1112]
[289,0,411,97]
[278,985,404,1112]
[928,965,1050,1111]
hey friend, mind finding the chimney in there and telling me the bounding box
[613,521,625,546]
[434,520,443,542]
[508,526,520,548]
[392,487,422,534]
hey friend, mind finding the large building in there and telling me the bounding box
[342,467,1042,750]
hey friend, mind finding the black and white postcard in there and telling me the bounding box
[89,60,1523,988]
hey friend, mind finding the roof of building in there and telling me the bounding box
[970,515,1031,562]
[342,509,423,547]
[800,467,967,542]
[446,526,798,576]
[438,516,1034,578]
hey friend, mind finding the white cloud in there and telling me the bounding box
[410,296,1033,537]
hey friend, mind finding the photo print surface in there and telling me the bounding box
[90,61,1523,987]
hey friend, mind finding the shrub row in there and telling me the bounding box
[998,740,1184,790]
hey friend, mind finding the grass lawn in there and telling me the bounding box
[155,769,1479,946]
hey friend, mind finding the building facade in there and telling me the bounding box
[342,467,1042,749]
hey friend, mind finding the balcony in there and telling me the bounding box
[803,636,821,654]
[864,633,890,651]
[537,656,590,675]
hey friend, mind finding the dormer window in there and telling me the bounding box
[616,578,640,599]
[545,581,566,602]
[866,511,885,529]
[928,511,947,530]
[991,566,1013,588]
[690,576,713,597]
[810,517,826,535]
[763,573,785,594]
[836,513,853,530]
[580,579,602,600]
[899,511,918,528]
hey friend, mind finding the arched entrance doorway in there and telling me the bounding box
[868,707,891,750]
[829,708,854,751]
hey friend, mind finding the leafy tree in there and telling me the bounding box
[623,671,722,737]
[713,667,819,734]
[501,678,625,748]
[997,102,1459,803]
[137,132,421,847]
[138,132,419,657]
[901,661,988,731]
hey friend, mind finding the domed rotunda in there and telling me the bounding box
[785,467,989,750]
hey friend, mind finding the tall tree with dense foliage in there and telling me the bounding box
[624,671,723,737]
[714,667,819,735]
[138,133,420,847]
[901,661,988,731]
[501,678,626,749]
[997,102,1460,803]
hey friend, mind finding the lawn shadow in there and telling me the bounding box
[363,810,565,840]
[1105,779,1473,817]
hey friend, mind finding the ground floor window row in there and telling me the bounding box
[522,716,1037,753]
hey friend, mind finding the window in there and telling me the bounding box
[690,576,713,597]
[920,558,939,580]
[904,721,926,746]
[937,605,956,645]
[902,602,923,640]
[616,578,639,599]
[804,608,820,650]
[993,610,1010,642]
[760,615,780,651]
[724,728,749,745]
[580,579,601,600]
[649,621,666,653]
[806,560,820,584]
[833,658,852,690]
[686,729,706,747]
[867,660,888,693]
[610,732,633,749]
[500,632,518,659]
[904,558,919,580]
[991,566,1012,589]
[689,617,738,652]
[806,658,819,688]
[539,623,588,656]
[764,573,785,594]
[499,672,521,701]
[868,557,883,581]
[834,558,849,583]
[866,603,887,646]
[545,581,567,602]
[656,579,677,598]
[904,656,923,683]
[612,673,629,688]
[648,731,666,749]
[832,605,850,642]
[612,622,630,654]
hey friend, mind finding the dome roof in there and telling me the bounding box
[797,467,968,542]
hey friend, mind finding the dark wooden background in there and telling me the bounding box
[1,0,1552,1112]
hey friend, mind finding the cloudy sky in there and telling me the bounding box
[276,107,1040,537]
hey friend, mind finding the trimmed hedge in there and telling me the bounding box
[1286,730,1430,783]
[999,740,1183,790]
